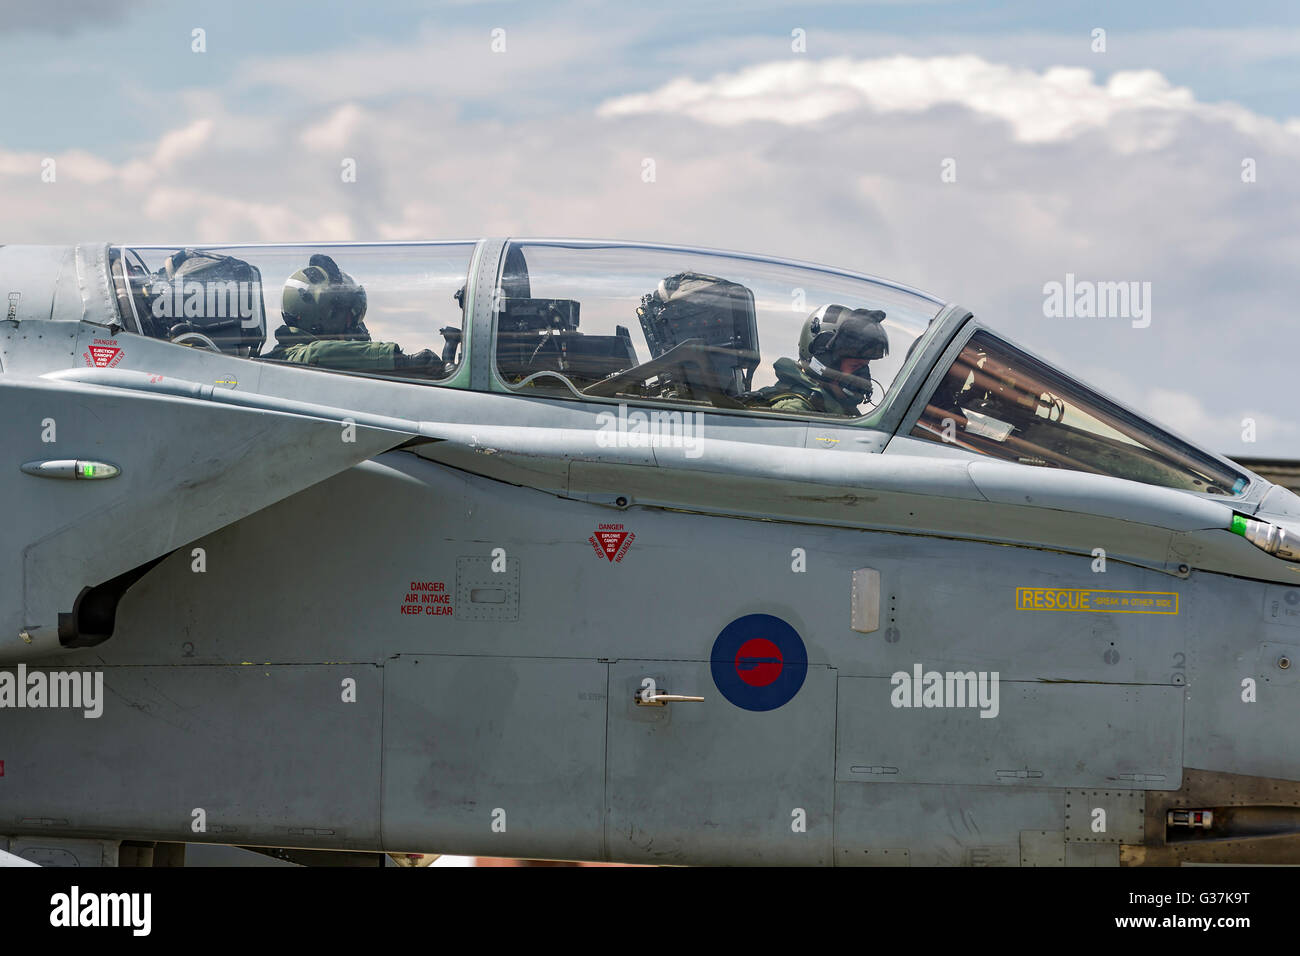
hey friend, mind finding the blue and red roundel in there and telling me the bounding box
[710,614,807,712]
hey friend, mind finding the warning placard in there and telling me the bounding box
[400,580,453,616]
[82,337,124,368]
[1015,587,1178,614]
[589,523,635,563]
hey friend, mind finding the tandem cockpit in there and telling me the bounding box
[104,239,1252,500]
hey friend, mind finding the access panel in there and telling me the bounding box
[381,655,607,860]
[606,661,836,865]
[837,677,1184,789]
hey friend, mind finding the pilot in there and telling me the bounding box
[749,304,889,416]
[264,254,443,375]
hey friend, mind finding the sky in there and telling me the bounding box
[1,0,1298,454]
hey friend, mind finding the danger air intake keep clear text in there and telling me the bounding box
[400,581,453,616]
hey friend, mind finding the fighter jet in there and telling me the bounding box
[1,238,1297,867]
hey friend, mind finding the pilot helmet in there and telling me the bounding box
[282,254,367,337]
[797,304,889,402]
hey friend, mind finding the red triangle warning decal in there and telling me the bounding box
[597,532,627,561]
[89,345,121,367]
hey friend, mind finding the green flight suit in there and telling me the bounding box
[748,357,862,416]
[264,325,398,371]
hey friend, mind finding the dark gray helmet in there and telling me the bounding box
[798,304,889,403]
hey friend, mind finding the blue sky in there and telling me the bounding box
[0,0,1298,454]
[3,0,1297,155]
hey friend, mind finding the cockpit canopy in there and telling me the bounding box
[105,238,1249,499]
[908,330,1250,497]
[488,240,945,418]
[110,242,474,381]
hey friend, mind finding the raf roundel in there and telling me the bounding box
[710,614,808,712]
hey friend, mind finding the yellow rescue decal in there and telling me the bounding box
[1015,587,1178,614]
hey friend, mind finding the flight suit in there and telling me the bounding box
[748,357,863,417]
[264,324,399,371]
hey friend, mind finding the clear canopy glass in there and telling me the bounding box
[492,241,947,420]
[910,330,1250,496]
[110,243,475,381]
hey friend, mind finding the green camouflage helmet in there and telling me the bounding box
[282,254,367,337]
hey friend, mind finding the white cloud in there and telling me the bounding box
[152,118,214,167]
[137,186,354,242]
[598,55,1300,148]
[0,148,115,184]
[1142,388,1295,458]
[121,119,215,186]
[301,105,365,152]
